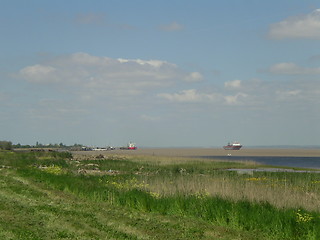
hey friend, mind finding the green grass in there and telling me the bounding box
[0,150,320,239]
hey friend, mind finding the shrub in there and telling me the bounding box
[0,141,12,150]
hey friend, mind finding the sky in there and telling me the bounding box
[1,0,320,147]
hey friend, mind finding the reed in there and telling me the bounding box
[142,171,320,211]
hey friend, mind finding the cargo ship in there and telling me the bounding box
[223,142,242,150]
[127,142,137,150]
[120,142,137,150]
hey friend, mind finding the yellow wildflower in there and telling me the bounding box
[296,209,313,223]
[246,177,267,181]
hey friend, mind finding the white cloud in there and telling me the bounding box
[158,88,251,105]
[184,72,203,82]
[268,62,320,75]
[268,9,320,39]
[15,53,320,120]
[224,79,241,89]
[276,90,301,101]
[17,52,200,94]
[157,75,320,108]
[159,21,184,32]
[158,89,218,103]
[117,58,172,68]
[224,93,248,105]
[19,64,57,83]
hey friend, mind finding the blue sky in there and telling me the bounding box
[1,0,320,147]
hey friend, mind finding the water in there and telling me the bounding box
[201,156,320,169]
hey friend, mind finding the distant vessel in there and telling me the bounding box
[127,142,137,150]
[223,142,242,150]
[120,142,137,150]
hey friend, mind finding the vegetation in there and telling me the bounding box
[12,142,84,150]
[0,150,319,239]
[0,141,12,150]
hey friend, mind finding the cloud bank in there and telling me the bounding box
[15,53,320,114]
[268,62,320,75]
[17,53,202,99]
[268,9,320,39]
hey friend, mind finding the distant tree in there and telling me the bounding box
[0,141,12,150]
[35,142,44,148]
[14,143,21,148]
[73,143,83,147]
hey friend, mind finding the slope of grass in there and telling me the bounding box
[1,151,320,239]
[0,167,259,239]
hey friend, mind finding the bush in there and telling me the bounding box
[0,141,12,150]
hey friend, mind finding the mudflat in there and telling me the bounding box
[73,148,320,158]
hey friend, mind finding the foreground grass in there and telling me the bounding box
[1,151,320,239]
[2,171,244,240]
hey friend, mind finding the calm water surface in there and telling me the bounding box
[201,156,320,169]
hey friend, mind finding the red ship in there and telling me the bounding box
[127,142,137,150]
[120,142,137,150]
[223,142,242,150]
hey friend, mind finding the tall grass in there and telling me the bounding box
[33,173,318,239]
[18,173,320,239]
[142,171,320,211]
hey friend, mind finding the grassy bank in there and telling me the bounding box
[1,151,320,239]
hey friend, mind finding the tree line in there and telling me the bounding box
[0,141,84,150]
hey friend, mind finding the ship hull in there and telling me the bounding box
[120,147,137,150]
[223,146,242,150]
